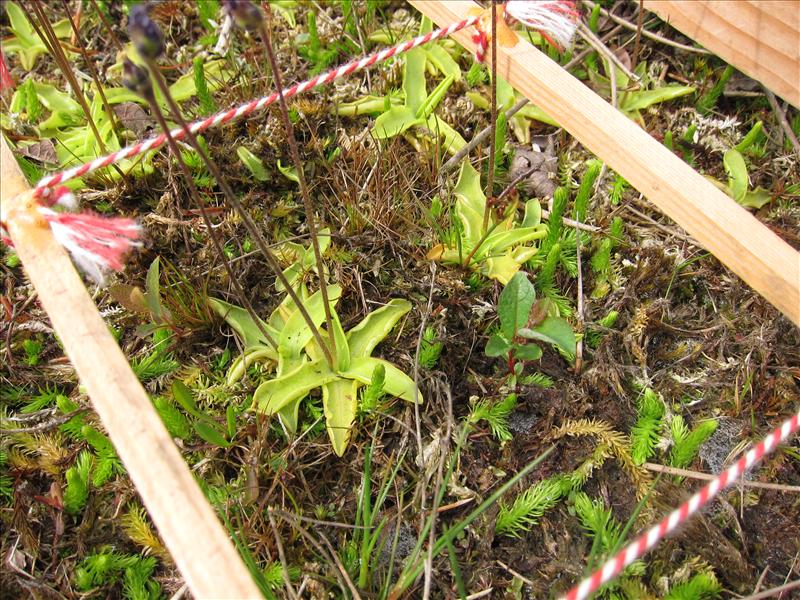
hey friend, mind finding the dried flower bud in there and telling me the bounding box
[128,3,165,60]
[222,0,263,30]
[122,58,153,99]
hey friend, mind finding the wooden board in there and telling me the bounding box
[0,137,262,599]
[410,0,800,326]
[647,1,800,109]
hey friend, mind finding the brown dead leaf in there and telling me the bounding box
[108,284,149,314]
[613,47,632,72]
[114,102,154,137]
[17,139,58,164]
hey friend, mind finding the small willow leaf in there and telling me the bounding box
[193,421,230,448]
[498,272,536,340]
[518,317,576,355]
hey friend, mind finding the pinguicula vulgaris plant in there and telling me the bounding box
[429,161,548,284]
[210,232,421,455]
[120,1,422,456]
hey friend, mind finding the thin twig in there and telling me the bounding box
[269,508,368,530]
[423,379,454,600]
[763,87,800,159]
[274,513,352,596]
[496,560,535,586]
[578,23,637,85]
[737,579,800,600]
[267,510,300,600]
[643,463,800,493]
[583,0,711,55]
[319,532,363,600]
[413,262,437,515]
[631,0,645,69]
[2,409,86,434]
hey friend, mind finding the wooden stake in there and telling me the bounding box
[646,1,800,110]
[411,0,800,326]
[0,137,261,599]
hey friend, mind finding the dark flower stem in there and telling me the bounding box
[257,11,336,361]
[89,0,124,52]
[143,59,334,367]
[29,1,124,179]
[481,0,499,234]
[140,88,278,350]
[60,0,122,141]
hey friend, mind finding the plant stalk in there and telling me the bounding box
[144,59,334,367]
[258,11,336,362]
[60,0,122,141]
[141,88,278,350]
[481,0,499,234]
[29,1,124,179]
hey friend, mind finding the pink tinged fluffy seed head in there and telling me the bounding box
[505,0,581,50]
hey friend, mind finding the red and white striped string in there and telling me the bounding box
[561,408,800,600]
[8,1,578,283]
[31,15,481,198]
[3,5,798,596]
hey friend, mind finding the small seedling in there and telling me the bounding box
[708,148,772,209]
[172,380,233,448]
[418,326,443,369]
[668,414,718,470]
[21,337,44,366]
[630,388,665,465]
[485,271,576,381]
[495,474,567,537]
[468,393,518,442]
